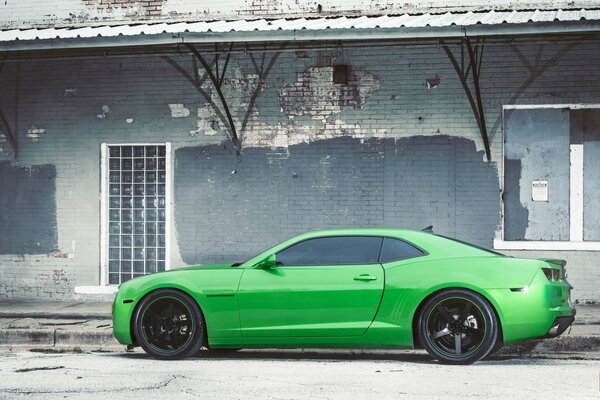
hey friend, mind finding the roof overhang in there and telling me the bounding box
[1,10,600,53]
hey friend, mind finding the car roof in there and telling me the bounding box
[292,227,429,240]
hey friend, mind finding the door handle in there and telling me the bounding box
[353,274,377,281]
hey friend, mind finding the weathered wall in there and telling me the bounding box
[0,39,599,300]
[1,0,600,28]
[0,162,58,254]
[174,136,498,264]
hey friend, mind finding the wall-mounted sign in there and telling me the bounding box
[532,180,549,202]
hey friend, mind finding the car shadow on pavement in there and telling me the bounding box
[110,349,529,364]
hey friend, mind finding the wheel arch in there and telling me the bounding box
[129,286,207,346]
[410,285,504,349]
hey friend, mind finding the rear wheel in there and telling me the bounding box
[133,289,205,360]
[418,289,498,365]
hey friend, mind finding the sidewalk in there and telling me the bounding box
[0,300,117,350]
[0,299,598,354]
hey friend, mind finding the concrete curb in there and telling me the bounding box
[0,328,118,347]
[0,312,111,320]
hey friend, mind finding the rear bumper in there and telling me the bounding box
[544,308,576,338]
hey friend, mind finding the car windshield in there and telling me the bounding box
[434,234,505,256]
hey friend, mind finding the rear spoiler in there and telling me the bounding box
[539,258,567,268]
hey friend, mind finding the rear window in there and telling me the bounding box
[380,238,425,263]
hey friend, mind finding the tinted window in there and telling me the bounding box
[379,238,424,263]
[276,236,383,266]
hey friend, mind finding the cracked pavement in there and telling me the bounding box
[0,349,598,399]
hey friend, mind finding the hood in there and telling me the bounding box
[175,263,238,271]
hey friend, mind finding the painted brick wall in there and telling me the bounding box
[0,39,599,301]
[1,0,599,29]
[174,136,497,265]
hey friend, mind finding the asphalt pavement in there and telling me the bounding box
[0,348,598,399]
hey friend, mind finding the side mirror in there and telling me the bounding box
[255,254,278,269]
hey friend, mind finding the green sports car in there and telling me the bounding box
[112,228,575,364]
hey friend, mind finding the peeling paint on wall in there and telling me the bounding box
[190,104,221,136]
[96,105,110,119]
[168,103,190,118]
[0,162,58,254]
[241,65,384,148]
[83,0,163,18]
[278,66,381,120]
[63,88,78,97]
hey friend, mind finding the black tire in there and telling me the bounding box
[133,289,205,360]
[417,289,498,365]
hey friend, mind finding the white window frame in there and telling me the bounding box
[99,142,173,286]
[494,104,600,251]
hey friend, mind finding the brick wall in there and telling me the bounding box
[1,0,599,29]
[0,39,599,300]
[174,136,497,265]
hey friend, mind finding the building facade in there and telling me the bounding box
[0,1,599,302]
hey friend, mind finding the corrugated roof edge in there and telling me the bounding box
[1,9,600,52]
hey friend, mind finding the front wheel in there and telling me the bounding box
[133,289,205,360]
[417,289,498,365]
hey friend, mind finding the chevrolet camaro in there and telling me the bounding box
[112,228,575,364]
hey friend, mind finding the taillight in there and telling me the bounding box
[542,267,561,282]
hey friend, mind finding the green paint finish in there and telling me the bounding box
[113,228,575,350]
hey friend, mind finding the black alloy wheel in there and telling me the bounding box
[133,289,205,359]
[418,289,498,365]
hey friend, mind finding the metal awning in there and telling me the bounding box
[1,9,600,52]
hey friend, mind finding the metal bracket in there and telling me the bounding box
[163,43,285,157]
[442,37,491,161]
[185,43,241,155]
[0,56,19,158]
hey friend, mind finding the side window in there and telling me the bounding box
[380,238,424,263]
[276,236,383,266]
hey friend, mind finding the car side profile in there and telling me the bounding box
[112,228,575,364]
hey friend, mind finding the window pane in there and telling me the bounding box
[109,273,119,284]
[380,238,424,263]
[147,261,157,273]
[133,261,144,273]
[122,146,132,157]
[134,158,145,170]
[121,197,132,209]
[134,172,144,183]
[121,261,132,273]
[109,235,120,247]
[276,236,382,266]
[109,197,120,208]
[133,146,145,157]
[106,144,167,285]
[109,260,119,273]
[121,235,132,247]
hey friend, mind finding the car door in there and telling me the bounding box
[237,236,385,337]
